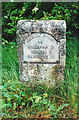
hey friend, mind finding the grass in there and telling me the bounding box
[1,36,79,118]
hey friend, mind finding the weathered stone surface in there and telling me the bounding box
[23,33,59,63]
[16,20,66,87]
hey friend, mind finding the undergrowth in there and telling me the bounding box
[1,37,79,118]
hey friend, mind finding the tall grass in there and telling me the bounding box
[64,37,78,117]
[2,42,19,85]
[1,37,79,118]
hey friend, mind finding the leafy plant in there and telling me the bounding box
[2,2,78,42]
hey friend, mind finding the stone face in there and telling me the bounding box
[23,33,59,63]
[16,20,66,87]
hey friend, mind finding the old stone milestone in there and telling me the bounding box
[17,20,66,87]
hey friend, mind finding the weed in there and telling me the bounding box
[1,37,79,118]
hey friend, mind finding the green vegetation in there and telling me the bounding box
[2,2,78,42]
[1,2,79,118]
[1,38,78,118]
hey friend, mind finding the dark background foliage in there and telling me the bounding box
[2,2,78,42]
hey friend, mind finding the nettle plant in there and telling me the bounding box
[1,80,69,117]
[2,81,32,111]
